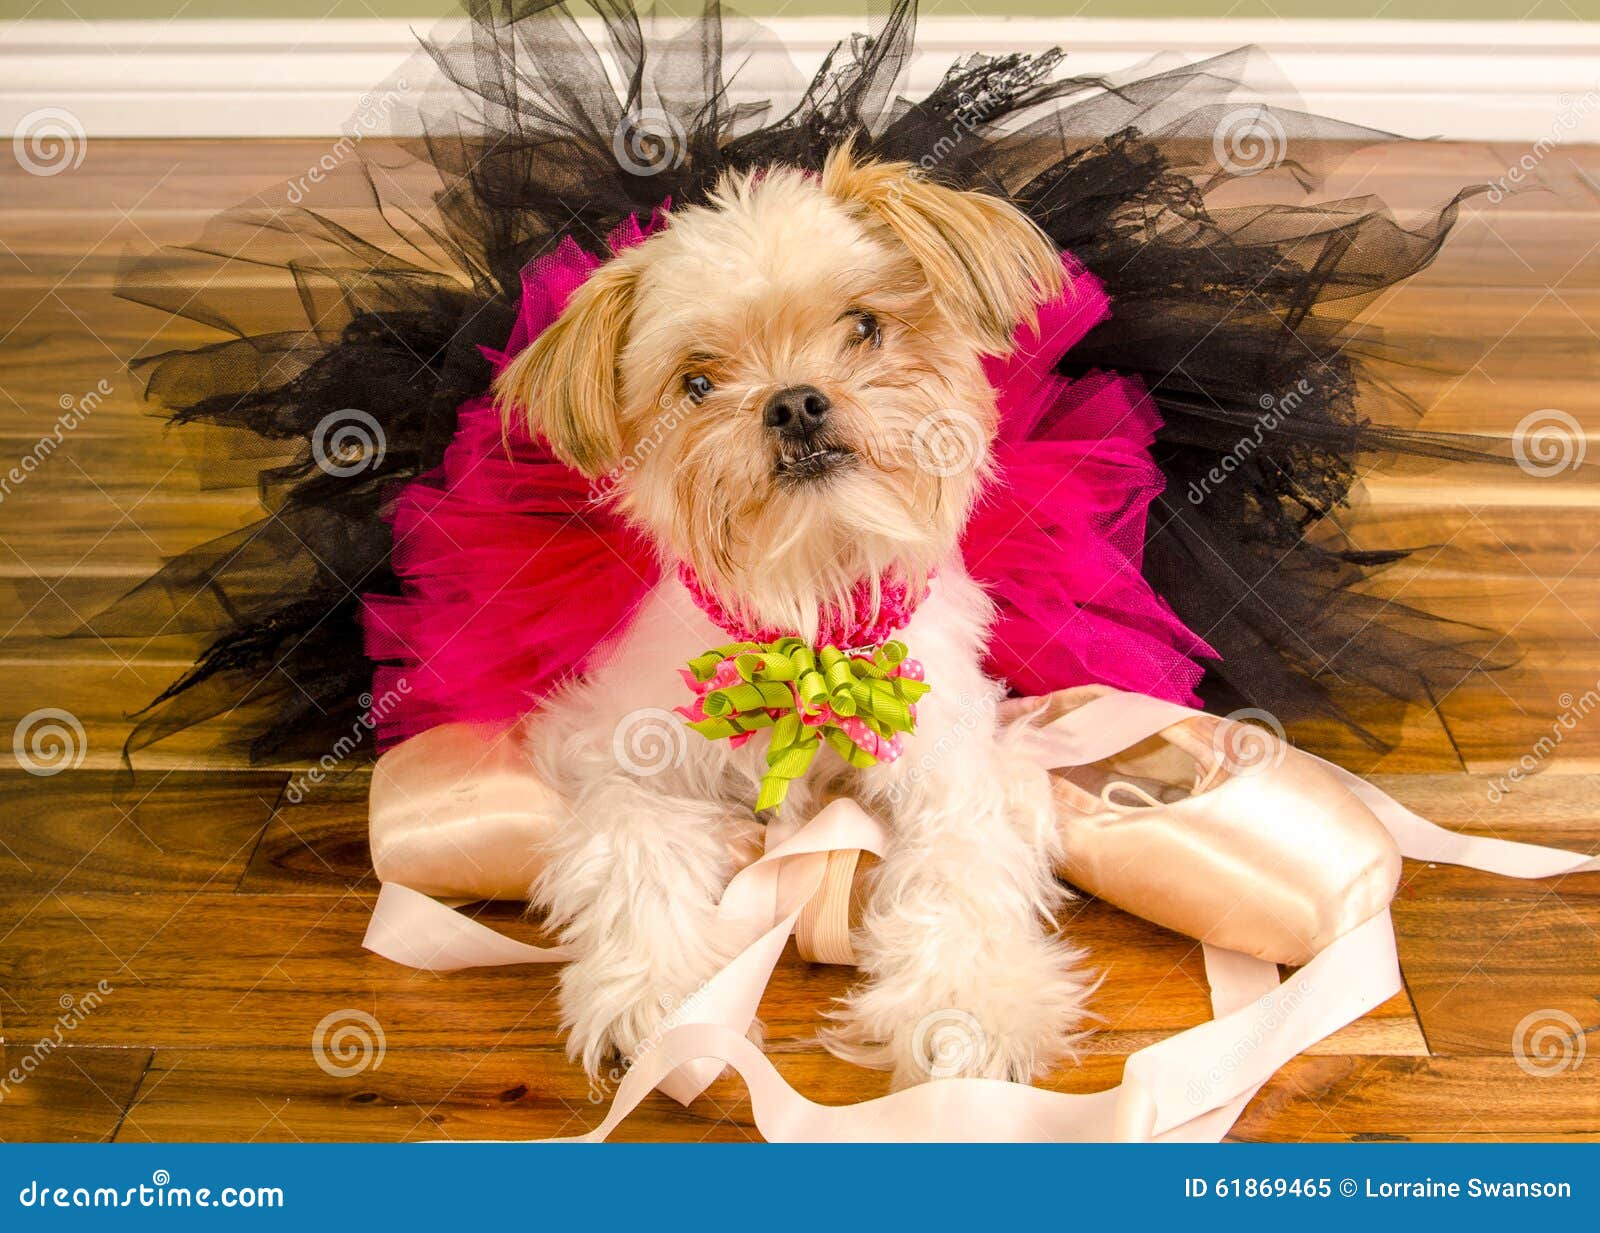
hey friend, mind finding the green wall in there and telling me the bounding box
[3,0,1597,19]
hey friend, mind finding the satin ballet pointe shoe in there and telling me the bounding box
[368,720,766,904]
[368,722,554,901]
[1018,686,1401,967]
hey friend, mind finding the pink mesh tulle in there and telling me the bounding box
[362,222,1212,748]
[361,213,666,746]
[969,257,1212,704]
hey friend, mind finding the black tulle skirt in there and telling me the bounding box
[96,0,1511,767]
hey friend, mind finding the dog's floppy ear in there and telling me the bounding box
[822,143,1063,355]
[493,259,635,476]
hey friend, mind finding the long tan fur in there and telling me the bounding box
[492,258,637,475]
[821,141,1064,355]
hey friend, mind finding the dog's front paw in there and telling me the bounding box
[824,933,1094,1088]
[559,950,734,1079]
[560,964,677,1077]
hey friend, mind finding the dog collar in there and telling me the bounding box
[675,563,932,810]
[676,562,927,650]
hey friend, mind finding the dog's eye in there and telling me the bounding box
[848,312,882,349]
[684,373,714,404]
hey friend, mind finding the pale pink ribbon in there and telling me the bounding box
[362,691,1598,1140]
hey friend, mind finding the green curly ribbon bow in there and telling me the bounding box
[679,637,931,812]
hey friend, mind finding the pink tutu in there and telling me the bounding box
[362,217,1212,748]
[969,259,1212,704]
[361,214,664,744]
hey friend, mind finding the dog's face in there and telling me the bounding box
[496,146,1061,636]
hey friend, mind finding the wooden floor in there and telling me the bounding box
[1,139,1598,1143]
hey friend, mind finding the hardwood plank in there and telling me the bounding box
[0,662,246,772]
[0,430,276,498]
[1310,992,1427,1058]
[0,306,304,438]
[0,770,284,894]
[0,139,444,215]
[0,1045,150,1144]
[1439,676,1600,774]
[1374,772,1600,836]
[1229,1055,1600,1142]
[237,772,376,893]
[0,574,220,643]
[1342,502,1600,582]
[1377,773,1600,900]
[1283,699,1464,776]
[1393,894,1600,1057]
[0,493,262,578]
[1411,378,1600,437]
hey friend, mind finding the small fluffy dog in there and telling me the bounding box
[494,144,1090,1088]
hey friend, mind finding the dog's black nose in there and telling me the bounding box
[763,385,831,437]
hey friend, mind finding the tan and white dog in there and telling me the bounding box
[493,145,1090,1089]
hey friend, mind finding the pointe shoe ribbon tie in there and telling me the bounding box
[361,688,1599,1141]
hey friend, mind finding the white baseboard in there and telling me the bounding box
[3,16,1599,143]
